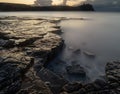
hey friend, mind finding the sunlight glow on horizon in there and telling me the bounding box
[0,0,35,4]
[0,0,86,6]
[67,0,85,6]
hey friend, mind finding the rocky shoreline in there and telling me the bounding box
[0,16,120,94]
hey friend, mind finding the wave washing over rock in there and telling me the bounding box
[0,16,120,94]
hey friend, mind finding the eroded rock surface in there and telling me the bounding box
[0,49,33,94]
[106,61,120,94]
[17,68,53,94]
[0,16,64,94]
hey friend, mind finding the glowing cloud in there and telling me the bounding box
[34,0,52,6]
[67,0,86,6]
[34,0,86,6]
[0,0,34,4]
[52,0,63,5]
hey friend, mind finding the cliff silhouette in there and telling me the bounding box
[0,2,94,11]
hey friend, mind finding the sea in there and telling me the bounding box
[0,11,120,83]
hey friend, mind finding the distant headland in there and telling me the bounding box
[0,2,94,11]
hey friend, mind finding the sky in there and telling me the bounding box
[0,0,120,11]
[0,0,35,4]
[87,0,120,11]
[0,0,85,5]
[34,0,85,6]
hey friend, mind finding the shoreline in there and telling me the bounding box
[0,16,120,94]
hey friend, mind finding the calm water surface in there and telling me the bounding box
[0,12,120,83]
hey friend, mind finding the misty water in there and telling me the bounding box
[0,12,120,83]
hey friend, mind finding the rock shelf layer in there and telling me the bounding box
[0,16,64,94]
[0,16,120,94]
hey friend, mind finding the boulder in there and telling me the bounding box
[17,68,53,94]
[62,82,83,93]
[66,65,86,76]
[93,79,108,90]
[37,68,68,94]
[83,51,95,58]
[73,49,81,54]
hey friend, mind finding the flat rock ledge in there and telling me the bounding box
[0,16,120,94]
[0,16,64,94]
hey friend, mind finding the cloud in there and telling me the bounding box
[34,0,120,11]
[87,0,120,6]
[34,0,52,6]
[51,0,61,5]
[63,0,67,5]
[68,0,86,5]
[34,0,86,6]
[86,0,120,11]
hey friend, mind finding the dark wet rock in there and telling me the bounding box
[47,28,62,34]
[99,74,106,80]
[60,92,68,94]
[83,51,95,58]
[37,68,68,94]
[0,80,22,94]
[66,65,86,76]
[17,68,53,94]
[61,61,120,94]
[55,59,66,65]
[45,81,51,86]
[15,37,42,47]
[106,61,120,91]
[71,61,78,66]
[52,26,61,29]
[67,88,86,94]
[62,82,83,93]
[0,39,15,48]
[0,50,33,94]
[92,79,108,90]
[81,79,109,93]
[0,16,19,20]
[73,49,81,54]
[0,33,12,40]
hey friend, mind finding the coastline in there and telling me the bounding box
[0,16,120,94]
